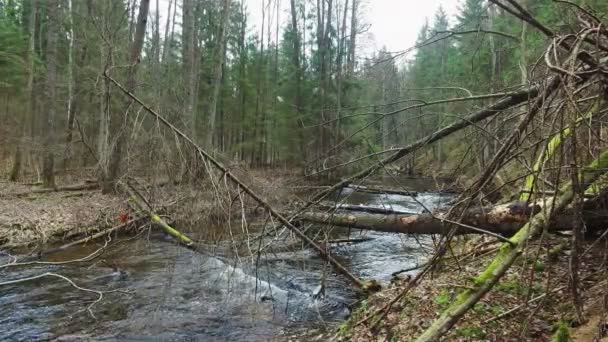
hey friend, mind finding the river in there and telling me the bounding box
[0,181,453,341]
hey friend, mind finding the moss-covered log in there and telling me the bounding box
[120,181,194,247]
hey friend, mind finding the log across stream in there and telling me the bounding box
[0,184,453,340]
[302,186,608,236]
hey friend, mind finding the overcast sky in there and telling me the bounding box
[153,0,460,58]
[242,0,460,55]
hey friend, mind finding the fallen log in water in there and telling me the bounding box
[39,217,146,258]
[120,181,195,247]
[317,202,411,215]
[300,201,608,236]
[342,185,418,197]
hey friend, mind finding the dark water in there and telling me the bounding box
[0,185,453,341]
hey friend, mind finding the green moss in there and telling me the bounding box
[435,289,451,308]
[552,321,570,342]
[490,304,505,316]
[496,280,542,297]
[337,300,369,337]
[455,325,487,339]
[496,280,521,294]
[471,302,503,315]
[548,242,566,262]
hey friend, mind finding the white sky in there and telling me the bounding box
[241,0,460,55]
[153,0,461,58]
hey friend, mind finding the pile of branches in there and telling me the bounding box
[300,1,608,340]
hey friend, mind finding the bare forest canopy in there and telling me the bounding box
[0,0,604,191]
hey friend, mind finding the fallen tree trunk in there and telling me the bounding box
[5,182,100,198]
[317,202,411,215]
[39,216,146,258]
[300,200,608,236]
[119,181,195,247]
[343,185,418,197]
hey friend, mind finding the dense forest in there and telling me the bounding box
[2,0,608,340]
[1,0,604,187]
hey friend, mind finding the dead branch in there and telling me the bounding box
[104,73,373,292]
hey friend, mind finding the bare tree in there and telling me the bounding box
[101,0,150,193]
[42,0,59,188]
[205,0,231,148]
[346,0,357,76]
[9,0,37,181]
[182,0,200,139]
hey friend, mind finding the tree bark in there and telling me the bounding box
[183,0,199,140]
[160,0,173,64]
[289,0,306,163]
[238,0,247,161]
[346,0,357,76]
[63,0,83,169]
[299,199,608,236]
[335,0,349,145]
[42,0,59,188]
[9,0,36,181]
[102,0,150,193]
[205,0,231,148]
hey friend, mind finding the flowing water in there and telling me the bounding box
[0,180,454,341]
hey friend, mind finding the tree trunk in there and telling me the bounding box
[160,0,173,64]
[289,0,306,164]
[335,0,348,148]
[346,0,357,76]
[62,0,78,169]
[102,0,150,193]
[42,0,59,188]
[518,0,528,83]
[300,196,608,236]
[9,0,37,181]
[238,0,247,161]
[205,0,231,148]
[182,0,199,140]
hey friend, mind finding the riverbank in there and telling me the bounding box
[0,179,124,248]
[337,235,608,341]
[0,167,303,250]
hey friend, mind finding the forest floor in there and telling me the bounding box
[337,235,608,341]
[0,178,124,249]
[0,168,300,250]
